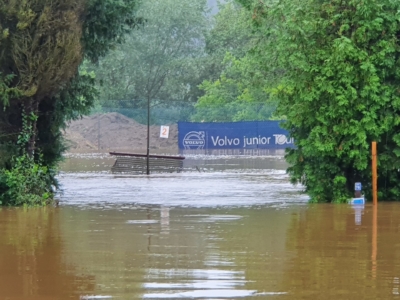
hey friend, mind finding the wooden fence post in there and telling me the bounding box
[372,141,378,205]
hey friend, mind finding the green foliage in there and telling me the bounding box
[90,0,208,118]
[193,53,277,122]
[205,1,252,57]
[0,0,140,205]
[192,1,276,122]
[240,0,400,202]
[200,0,255,84]
[0,154,53,206]
[0,0,86,100]
[83,0,142,62]
[0,113,53,206]
[0,73,20,107]
[90,0,276,123]
[36,68,98,169]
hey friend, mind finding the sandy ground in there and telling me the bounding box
[64,113,178,153]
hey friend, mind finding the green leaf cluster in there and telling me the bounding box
[239,0,400,202]
[0,112,53,206]
[193,53,277,122]
[0,73,20,107]
[83,0,142,62]
[192,1,276,122]
[0,154,53,206]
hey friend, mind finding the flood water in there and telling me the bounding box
[1,154,399,299]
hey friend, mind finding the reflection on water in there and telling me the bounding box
[3,155,400,299]
[3,202,400,299]
[0,207,95,299]
[282,203,400,300]
[57,205,295,299]
[143,269,258,298]
[183,155,288,172]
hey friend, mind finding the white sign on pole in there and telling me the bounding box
[160,125,170,139]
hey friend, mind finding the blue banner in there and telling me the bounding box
[178,121,294,150]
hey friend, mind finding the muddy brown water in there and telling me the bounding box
[1,155,398,299]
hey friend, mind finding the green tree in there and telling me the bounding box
[192,1,276,122]
[193,53,277,122]
[0,0,141,205]
[200,0,254,86]
[91,0,208,123]
[238,0,400,202]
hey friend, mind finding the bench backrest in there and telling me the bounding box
[111,156,184,173]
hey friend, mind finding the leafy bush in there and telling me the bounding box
[0,154,53,206]
[0,111,55,206]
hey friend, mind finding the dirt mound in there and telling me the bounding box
[64,113,178,153]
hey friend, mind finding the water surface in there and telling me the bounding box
[0,155,397,299]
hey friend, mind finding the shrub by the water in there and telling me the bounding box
[0,154,53,206]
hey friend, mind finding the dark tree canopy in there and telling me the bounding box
[0,0,141,205]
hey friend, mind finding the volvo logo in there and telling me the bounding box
[183,131,206,149]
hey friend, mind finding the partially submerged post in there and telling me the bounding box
[147,97,150,175]
[372,141,378,205]
[372,202,378,278]
[371,141,378,278]
[350,182,364,205]
[354,182,362,198]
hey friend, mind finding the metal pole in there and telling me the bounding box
[97,116,100,151]
[372,141,377,205]
[147,97,150,175]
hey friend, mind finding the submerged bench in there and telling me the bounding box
[109,152,185,174]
